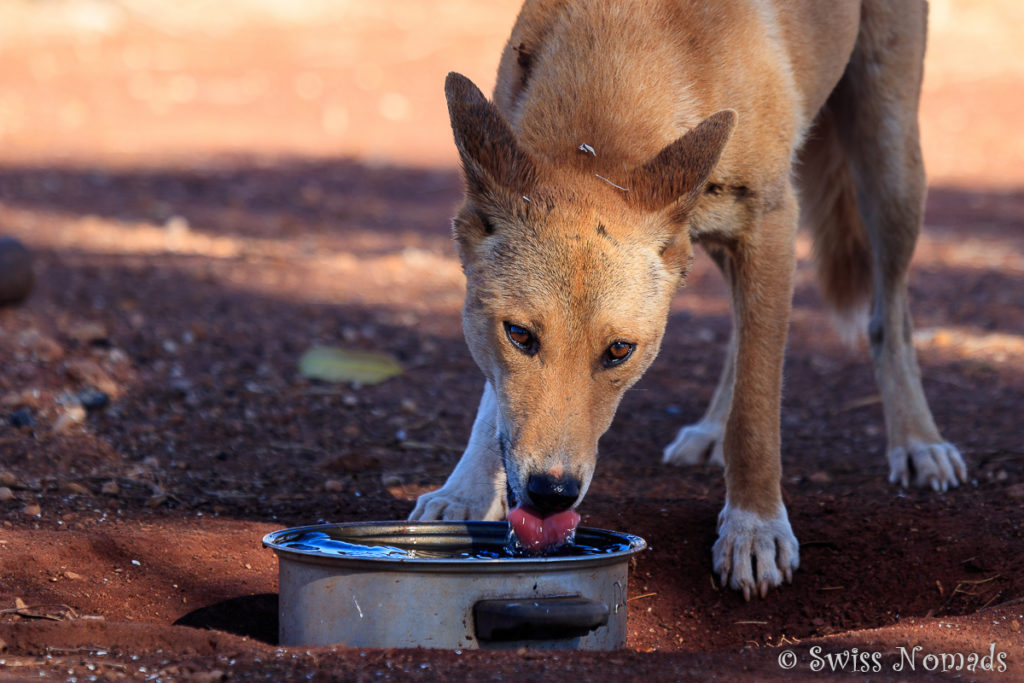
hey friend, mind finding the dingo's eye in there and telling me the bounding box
[504,322,539,356]
[603,341,635,367]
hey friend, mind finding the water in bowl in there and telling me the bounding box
[279,526,633,560]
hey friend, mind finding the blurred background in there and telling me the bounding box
[0,0,516,166]
[0,0,1021,180]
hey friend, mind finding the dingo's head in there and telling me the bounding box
[444,73,733,545]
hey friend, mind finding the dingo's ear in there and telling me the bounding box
[627,110,736,213]
[445,72,536,197]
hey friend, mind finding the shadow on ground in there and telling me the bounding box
[175,594,279,645]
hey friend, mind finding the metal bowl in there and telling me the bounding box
[263,521,646,650]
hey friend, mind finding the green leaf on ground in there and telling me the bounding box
[298,346,403,385]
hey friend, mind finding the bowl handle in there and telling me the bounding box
[474,597,609,642]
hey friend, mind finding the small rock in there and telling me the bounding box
[8,408,34,428]
[64,571,83,581]
[1,388,42,408]
[0,471,17,486]
[0,486,15,502]
[100,481,120,496]
[54,405,87,433]
[77,387,110,412]
[809,471,832,484]
[17,329,63,362]
[381,474,404,488]
[61,482,90,495]
[320,451,379,472]
[65,359,119,398]
[23,503,41,516]
[1006,483,1024,500]
[67,321,109,345]
[106,347,130,366]
[324,479,345,493]
[0,237,34,306]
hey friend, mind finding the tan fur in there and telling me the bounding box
[412,0,966,600]
[797,105,873,317]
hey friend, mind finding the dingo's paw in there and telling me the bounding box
[662,421,725,467]
[888,440,966,492]
[409,485,506,522]
[712,502,799,600]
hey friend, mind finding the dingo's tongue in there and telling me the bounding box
[508,505,581,553]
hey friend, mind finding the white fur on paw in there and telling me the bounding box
[662,422,725,467]
[409,487,505,522]
[712,501,799,600]
[887,440,967,492]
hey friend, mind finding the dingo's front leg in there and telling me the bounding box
[664,251,737,468]
[409,382,507,521]
[712,193,800,599]
[662,337,730,467]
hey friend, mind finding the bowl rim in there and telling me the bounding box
[262,520,647,572]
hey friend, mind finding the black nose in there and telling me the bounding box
[526,473,580,513]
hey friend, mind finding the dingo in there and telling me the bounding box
[411,0,965,599]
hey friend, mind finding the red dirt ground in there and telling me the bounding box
[0,1,1022,680]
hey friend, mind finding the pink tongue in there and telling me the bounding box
[508,505,581,553]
